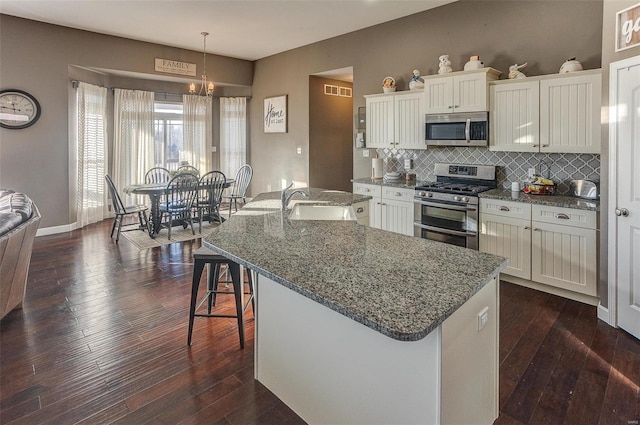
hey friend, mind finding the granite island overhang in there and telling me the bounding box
[203,188,508,424]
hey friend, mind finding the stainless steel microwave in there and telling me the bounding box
[425,111,489,147]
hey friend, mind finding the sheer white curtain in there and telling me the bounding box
[113,89,155,201]
[182,94,212,172]
[75,82,108,228]
[219,97,247,179]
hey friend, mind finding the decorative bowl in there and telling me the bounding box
[523,182,556,195]
[383,86,396,93]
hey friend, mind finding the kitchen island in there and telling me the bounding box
[203,188,507,424]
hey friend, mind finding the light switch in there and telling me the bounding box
[296,147,302,155]
[477,306,489,331]
[211,146,217,152]
[363,150,370,158]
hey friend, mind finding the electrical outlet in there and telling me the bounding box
[296,147,302,155]
[363,149,370,158]
[477,306,489,331]
[211,146,217,152]
[528,167,536,178]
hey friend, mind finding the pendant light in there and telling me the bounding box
[189,32,214,97]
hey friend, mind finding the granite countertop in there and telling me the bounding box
[480,188,600,212]
[203,188,507,342]
[352,177,424,189]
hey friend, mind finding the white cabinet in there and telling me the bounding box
[530,205,597,296]
[479,199,532,280]
[539,73,601,153]
[490,70,601,153]
[424,68,501,114]
[353,183,414,236]
[352,201,369,226]
[489,80,540,152]
[365,91,425,149]
[480,199,598,301]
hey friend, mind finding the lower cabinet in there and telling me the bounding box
[353,183,414,236]
[480,199,598,301]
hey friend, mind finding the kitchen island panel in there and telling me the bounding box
[256,274,441,425]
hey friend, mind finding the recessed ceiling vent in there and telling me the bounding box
[324,84,352,97]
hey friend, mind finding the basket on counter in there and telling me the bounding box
[522,182,556,195]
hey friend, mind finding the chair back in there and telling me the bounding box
[176,165,200,177]
[199,171,227,207]
[105,175,126,214]
[165,173,199,212]
[145,167,170,184]
[231,164,253,197]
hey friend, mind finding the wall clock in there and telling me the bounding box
[0,89,41,129]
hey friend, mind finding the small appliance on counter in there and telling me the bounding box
[570,179,599,199]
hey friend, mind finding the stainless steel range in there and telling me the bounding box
[414,163,497,249]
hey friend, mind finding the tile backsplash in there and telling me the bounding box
[376,147,600,195]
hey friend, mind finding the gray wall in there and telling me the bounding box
[249,0,604,195]
[309,76,353,192]
[0,14,253,228]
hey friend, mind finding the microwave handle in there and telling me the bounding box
[465,118,471,143]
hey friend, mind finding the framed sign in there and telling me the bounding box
[264,95,287,133]
[616,2,640,52]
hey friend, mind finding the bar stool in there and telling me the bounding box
[187,246,255,348]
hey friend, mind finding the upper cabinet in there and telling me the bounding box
[490,69,601,154]
[365,91,425,150]
[424,68,501,114]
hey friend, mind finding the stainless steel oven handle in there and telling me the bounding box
[414,199,478,212]
[465,118,471,143]
[413,222,476,238]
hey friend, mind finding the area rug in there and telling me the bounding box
[121,221,220,250]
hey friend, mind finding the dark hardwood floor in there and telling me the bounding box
[1,219,639,424]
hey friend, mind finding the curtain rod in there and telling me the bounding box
[70,80,250,99]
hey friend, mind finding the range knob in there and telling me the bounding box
[418,191,427,197]
[461,196,469,203]
[426,192,433,198]
[453,195,461,202]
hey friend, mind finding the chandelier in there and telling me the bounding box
[189,32,215,97]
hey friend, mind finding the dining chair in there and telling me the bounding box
[222,164,253,218]
[145,167,170,184]
[176,165,200,177]
[196,171,227,233]
[104,175,149,243]
[160,173,199,240]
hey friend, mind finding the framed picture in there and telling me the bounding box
[616,2,640,52]
[264,95,287,133]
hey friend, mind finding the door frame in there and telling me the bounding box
[605,55,640,327]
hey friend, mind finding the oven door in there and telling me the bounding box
[413,199,478,249]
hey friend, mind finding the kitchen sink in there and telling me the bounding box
[288,204,357,221]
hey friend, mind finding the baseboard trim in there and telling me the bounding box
[597,304,616,326]
[501,275,599,306]
[36,222,78,237]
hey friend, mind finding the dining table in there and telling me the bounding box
[124,179,234,238]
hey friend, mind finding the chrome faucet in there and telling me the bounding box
[281,182,309,212]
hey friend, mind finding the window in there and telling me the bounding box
[153,102,183,171]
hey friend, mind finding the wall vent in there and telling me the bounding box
[324,84,352,97]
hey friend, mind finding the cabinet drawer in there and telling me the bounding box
[353,183,381,198]
[532,205,596,229]
[381,186,414,202]
[352,201,369,219]
[480,199,531,220]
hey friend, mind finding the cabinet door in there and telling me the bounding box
[365,95,394,148]
[454,73,490,112]
[370,199,382,230]
[480,214,531,280]
[394,92,426,149]
[380,198,414,236]
[531,221,597,296]
[424,77,454,114]
[539,73,601,153]
[489,81,540,152]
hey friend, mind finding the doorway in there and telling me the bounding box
[608,55,640,340]
[308,68,354,192]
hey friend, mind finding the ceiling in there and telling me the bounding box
[0,1,455,62]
